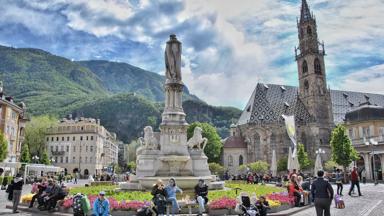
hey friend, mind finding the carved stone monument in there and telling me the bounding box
[132,34,216,189]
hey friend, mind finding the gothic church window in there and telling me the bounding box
[307,26,312,35]
[314,58,322,74]
[304,80,309,94]
[228,155,233,166]
[302,60,308,73]
[239,155,244,166]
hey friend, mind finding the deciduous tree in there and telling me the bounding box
[0,132,8,162]
[297,143,311,170]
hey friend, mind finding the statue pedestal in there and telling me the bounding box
[189,150,211,177]
[136,150,161,177]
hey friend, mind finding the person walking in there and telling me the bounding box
[348,167,362,196]
[335,169,343,196]
[11,173,24,213]
[311,170,334,216]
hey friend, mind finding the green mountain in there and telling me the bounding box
[0,44,241,141]
[72,94,241,143]
[0,45,107,115]
[77,60,198,102]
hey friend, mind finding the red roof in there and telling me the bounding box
[224,136,247,148]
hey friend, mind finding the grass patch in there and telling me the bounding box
[68,181,284,202]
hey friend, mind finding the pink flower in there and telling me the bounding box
[208,197,237,210]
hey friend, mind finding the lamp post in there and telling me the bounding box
[32,155,39,164]
[365,138,378,185]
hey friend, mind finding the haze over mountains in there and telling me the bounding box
[0,45,241,142]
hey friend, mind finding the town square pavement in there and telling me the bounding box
[293,183,384,216]
[0,181,383,215]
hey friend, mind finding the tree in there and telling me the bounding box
[20,142,31,163]
[23,115,58,157]
[277,157,288,172]
[330,124,359,179]
[209,162,224,176]
[324,160,339,172]
[0,132,8,162]
[297,143,311,170]
[187,122,223,163]
[40,150,50,165]
[248,161,269,173]
[127,161,136,172]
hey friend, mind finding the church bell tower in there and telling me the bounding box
[296,0,333,151]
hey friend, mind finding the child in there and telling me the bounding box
[256,196,270,216]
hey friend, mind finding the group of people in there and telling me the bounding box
[29,177,68,212]
[151,178,208,216]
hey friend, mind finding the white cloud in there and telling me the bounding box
[338,64,384,95]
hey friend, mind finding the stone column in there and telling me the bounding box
[363,153,372,180]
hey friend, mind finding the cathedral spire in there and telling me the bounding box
[300,0,312,22]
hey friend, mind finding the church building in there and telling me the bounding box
[223,0,384,175]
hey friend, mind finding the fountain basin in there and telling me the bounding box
[136,176,222,189]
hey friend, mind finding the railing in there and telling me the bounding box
[351,136,384,146]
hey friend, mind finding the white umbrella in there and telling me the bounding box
[271,150,277,177]
[292,154,300,171]
[314,153,323,176]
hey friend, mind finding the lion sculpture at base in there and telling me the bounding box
[137,126,159,155]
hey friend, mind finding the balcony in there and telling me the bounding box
[51,150,65,156]
[351,136,384,146]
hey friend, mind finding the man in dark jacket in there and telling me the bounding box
[194,179,208,216]
[311,170,333,216]
[11,174,24,213]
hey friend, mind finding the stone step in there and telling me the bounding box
[6,205,72,216]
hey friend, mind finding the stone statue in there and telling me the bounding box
[0,81,3,93]
[137,126,159,152]
[187,127,208,150]
[165,34,182,81]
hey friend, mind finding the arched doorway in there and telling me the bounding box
[73,168,79,174]
[371,155,382,180]
[239,155,244,166]
[84,169,89,176]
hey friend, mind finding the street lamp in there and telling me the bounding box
[32,155,39,164]
[365,138,378,185]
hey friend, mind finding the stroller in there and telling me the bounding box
[237,193,260,216]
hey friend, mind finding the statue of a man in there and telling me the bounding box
[165,34,182,81]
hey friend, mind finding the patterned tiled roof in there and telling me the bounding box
[237,83,384,125]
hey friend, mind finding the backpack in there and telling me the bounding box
[72,194,84,214]
[81,195,91,213]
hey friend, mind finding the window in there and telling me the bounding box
[56,137,59,141]
[302,60,308,73]
[55,146,58,151]
[304,80,309,92]
[349,129,354,139]
[73,146,76,152]
[86,136,89,141]
[81,127,84,131]
[66,146,69,152]
[73,156,76,163]
[60,157,63,163]
[50,146,53,152]
[67,137,69,141]
[86,146,88,152]
[51,137,54,141]
[307,26,312,35]
[55,157,58,163]
[239,155,244,166]
[90,146,93,152]
[91,136,94,141]
[62,137,64,141]
[46,137,49,142]
[65,157,68,163]
[314,58,322,74]
[228,155,233,166]
[80,136,83,141]
[73,136,75,141]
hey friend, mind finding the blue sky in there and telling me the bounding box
[1,0,384,109]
